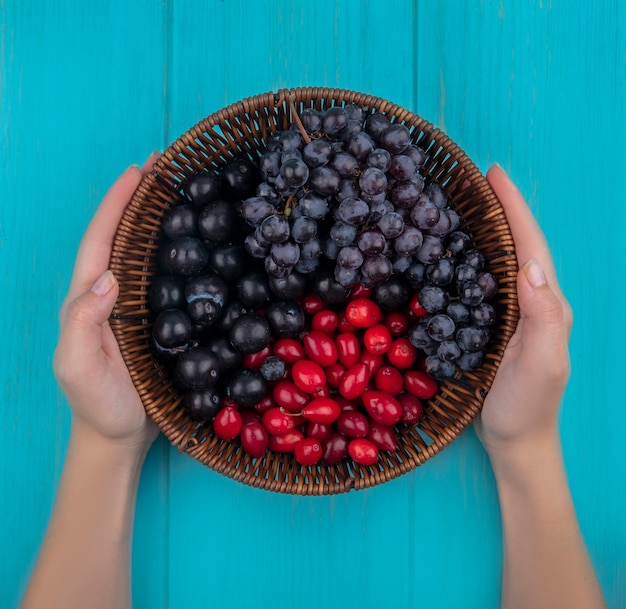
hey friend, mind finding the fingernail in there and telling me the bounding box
[91,270,116,296]
[523,258,547,288]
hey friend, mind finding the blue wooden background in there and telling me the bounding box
[1,1,625,607]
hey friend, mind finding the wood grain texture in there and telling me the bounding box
[1,1,624,608]
[413,4,626,606]
[0,0,168,606]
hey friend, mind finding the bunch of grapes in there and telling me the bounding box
[237,103,498,379]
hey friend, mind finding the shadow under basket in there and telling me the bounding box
[110,87,520,495]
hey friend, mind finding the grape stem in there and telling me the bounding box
[283,192,298,216]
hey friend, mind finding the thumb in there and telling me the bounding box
[516,257,569,372]
[59,270,119,355]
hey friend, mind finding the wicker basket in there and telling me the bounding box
[110,87,519,495]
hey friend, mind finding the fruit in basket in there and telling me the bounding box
[147,102,499,465]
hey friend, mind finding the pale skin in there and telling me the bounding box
[477,166,606,609]
[20,160,606,609]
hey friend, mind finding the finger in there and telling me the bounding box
[64,166,142,304]
[62,152,161,320]
[71,151,160,281]
[486,164,560,291]
[55,271,119,383]
[141,150,161,173]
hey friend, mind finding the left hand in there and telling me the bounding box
[474,164,573,460]
[53,153,161,454]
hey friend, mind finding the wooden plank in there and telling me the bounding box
[163,2,424,608]
[165,0,417,139]
[0,1,168,607]
[416,1,626,606]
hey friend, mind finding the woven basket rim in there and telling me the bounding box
[110,86,520,495]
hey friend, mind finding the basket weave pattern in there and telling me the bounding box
[110,87,519,495]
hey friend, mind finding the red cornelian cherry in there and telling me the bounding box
[302,293,326,315]
[261,407,296,435]
[398,392,424,424]
[242,346,272,369]
[325,362,346,389]
[253,394,275,415]
[404,370,439,399]
[301,397,341,424]
[311,309,339,334]
[367,422,397,452]
[349,283,373,299]
[303,331,338,367]
[291,359,327,394]
[374,365,404,394]
[409,292,429,318]
[313,384,330,398]
[339,362,370,400]
[336,396,357,412]
[240,421,269,458]
[273,337,306,364]
[305,421,334,443]
[384,311,409,336]
[273,380,310,412]
[387,337,418,369]
[294,438,323,465]
[348,438,379,465]
[336,333,361,368]
[337,410,369,438]
[268,429,304,452]
[213,406,243,441]
[363,324,392,354]
[361,390,403,426]
[322,433,349,464]
[337,311,358,333]
[345,297,383,328]
[360,351,384,377]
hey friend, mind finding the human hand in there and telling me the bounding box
[474,164,573,461]
[53,154,161,455]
